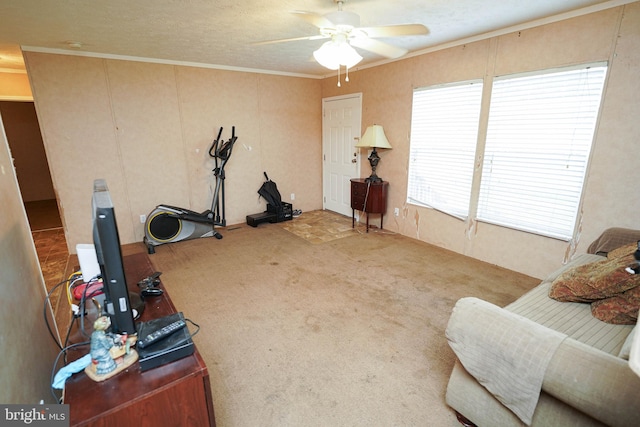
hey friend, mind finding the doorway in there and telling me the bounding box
[0,101,61,229]
[0,100,67,288]
[322,93,362,217]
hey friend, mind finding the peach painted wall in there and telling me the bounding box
[24,54,323,250]
[21,4,639,279]
[0,112,59,403]
[322,4,640,279]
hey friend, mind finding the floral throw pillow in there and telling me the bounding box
[591,287,640,325]
[549,242,640,324]
[549,243,640,302]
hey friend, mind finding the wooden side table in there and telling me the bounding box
[350,178,388,232]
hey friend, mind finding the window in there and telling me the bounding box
[406,63,607,240]
[478,64,607,239]
[407,80,483,218]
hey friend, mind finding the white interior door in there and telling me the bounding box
[322,94,362,216]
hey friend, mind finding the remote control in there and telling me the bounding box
[138,319,186,348]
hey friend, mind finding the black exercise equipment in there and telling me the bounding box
[144,126,237,253]
[246,172,292,227]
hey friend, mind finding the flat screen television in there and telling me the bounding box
[92,179,137,335]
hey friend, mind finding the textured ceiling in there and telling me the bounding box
[0,0,633,77]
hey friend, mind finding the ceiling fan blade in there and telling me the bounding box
[349,37,408,59]
[358,24,429,38]
[292,11,335,29]
[252,34,328,46]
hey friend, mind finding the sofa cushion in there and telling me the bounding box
[586,227,640,256]
[549,243,640,303]
[506,254,633,355]
[508,281,633,354]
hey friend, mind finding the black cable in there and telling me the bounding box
[60,276,103,364]
[49,340,90,404]
[44,277,76,350]
[46,274,107,402]
[62,315,77,364]
[64,315,76,346]
[78,276,104,338]
[184,318,201,340]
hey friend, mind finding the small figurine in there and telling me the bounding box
[85,316,138,382]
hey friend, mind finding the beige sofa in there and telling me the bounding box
[445,229,640,427]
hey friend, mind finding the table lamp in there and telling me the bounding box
[355,125,392,183]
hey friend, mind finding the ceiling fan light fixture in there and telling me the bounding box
[313,40,362,70]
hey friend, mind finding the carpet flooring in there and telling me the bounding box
[146,211,540,427]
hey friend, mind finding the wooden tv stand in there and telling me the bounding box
[63,251,216,427]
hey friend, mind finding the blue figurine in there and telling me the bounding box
[89,316,120,375]
[86,316,137,381]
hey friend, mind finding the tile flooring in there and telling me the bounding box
[33,228,69,291]
[26,200,70,294]
[26,200,71,330]
[278,209,358,243]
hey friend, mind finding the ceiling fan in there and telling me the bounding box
[255,0,429,71]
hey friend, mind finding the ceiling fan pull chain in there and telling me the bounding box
[337,66,341,87]
[345,65,350,82]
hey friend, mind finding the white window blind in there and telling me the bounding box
[407,80,483,218]
[478,64,607,239]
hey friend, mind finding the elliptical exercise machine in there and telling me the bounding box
[143,126,237,254]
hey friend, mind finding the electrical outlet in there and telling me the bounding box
[140,214,146,223]
[394,207,399,217]
[291,193,295,201]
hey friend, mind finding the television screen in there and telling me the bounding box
[92,179,136,335]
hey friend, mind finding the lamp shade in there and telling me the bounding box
[313,40,363,70]
[355,125,392,149]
